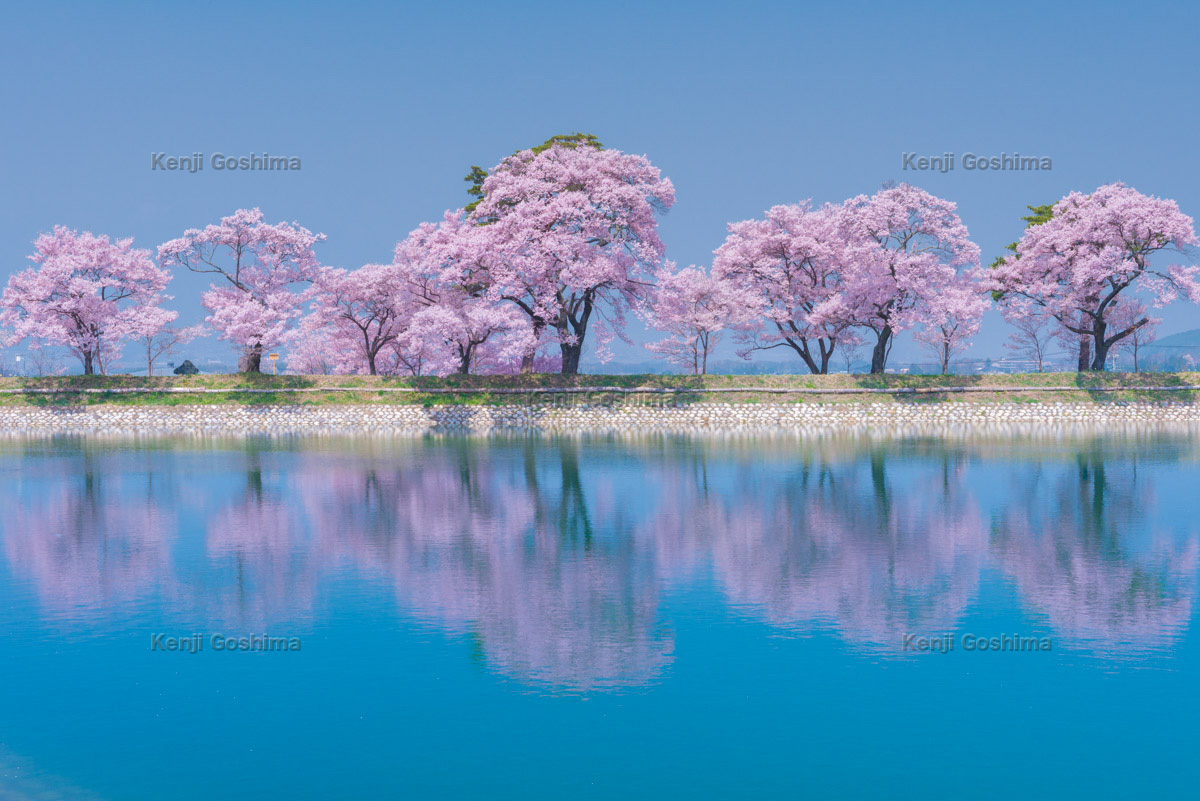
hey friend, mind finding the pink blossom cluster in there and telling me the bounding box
[693,184,985,375]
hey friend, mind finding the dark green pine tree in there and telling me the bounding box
[991,203,1093,371]
[463,133,603,212]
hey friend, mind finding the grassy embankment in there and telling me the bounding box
[0,372,1198,407]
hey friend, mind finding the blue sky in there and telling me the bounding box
[2,0,1198,370]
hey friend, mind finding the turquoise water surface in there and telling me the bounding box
[0,434,1197,799]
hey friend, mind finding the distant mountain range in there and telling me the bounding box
[1145,328,1200,349]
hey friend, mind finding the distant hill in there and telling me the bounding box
[1145,328,1200,350]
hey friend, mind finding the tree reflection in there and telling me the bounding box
[301,439,673,692]
[2,450,172,616]
[1,435,1196,685]
[993,443,1199,654]
[646,445,987,651]
[200,444,319,627]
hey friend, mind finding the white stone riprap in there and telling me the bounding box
[0,402,1197,439]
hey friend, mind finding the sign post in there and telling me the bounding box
[269,353,279,375]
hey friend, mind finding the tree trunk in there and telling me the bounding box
[793,347,821,375]
[557,298,593,376]
[560,342,583,375]
[240,345,263,373]
[521,320,545,374]
[364,331,378,375]
[818,340,833,375]
[82,350,95,375]
[869,327,892,374]
[1089,315,1110,371]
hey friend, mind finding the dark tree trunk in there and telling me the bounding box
[560,342,583,375]
[818,339,834,375]
[785,339,831,375]
[82,350,95,375]
[1089,316,1109,371]
[869,326,893,374]
[556,304,585,376]
[1076,310,1092,372]
[364,330,378,375]
[559,340,583,371]
[795,347,821,375]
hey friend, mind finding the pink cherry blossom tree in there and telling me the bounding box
[393,210,535,375]
[642,262,751,374]
[1,226,173,374]
[913,280,986,374]
[404,302,533,375]
[981,183,1199,371]
[711,202,855,374]
[840,184,982,373]
[306,263,413,375]
[468,144,675,374]
[158,209,324,373]
[283,321,359,375]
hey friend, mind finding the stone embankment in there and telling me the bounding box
[0,402,1198,438]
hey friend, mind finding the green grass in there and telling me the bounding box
[0,372,1197,406]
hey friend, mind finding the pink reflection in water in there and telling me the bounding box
[1,439,1197,687]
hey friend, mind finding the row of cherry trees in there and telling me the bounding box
[3,137,1198,375]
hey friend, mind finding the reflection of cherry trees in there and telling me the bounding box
[2,453,173,616]
[645,448,987,650]
[0,444,319,629]
[201,448,319,628]
[2,435,1198,687]
[993,448,1199,654]
[300,441,673,691]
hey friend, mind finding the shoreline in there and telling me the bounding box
[1,401,1198,439]
[3,382,1200,398]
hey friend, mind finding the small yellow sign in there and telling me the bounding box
[269,353,279,375]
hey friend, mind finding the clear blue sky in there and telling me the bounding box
[2,0,1198,370]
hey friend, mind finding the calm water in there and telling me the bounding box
[0,433,1197,799]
